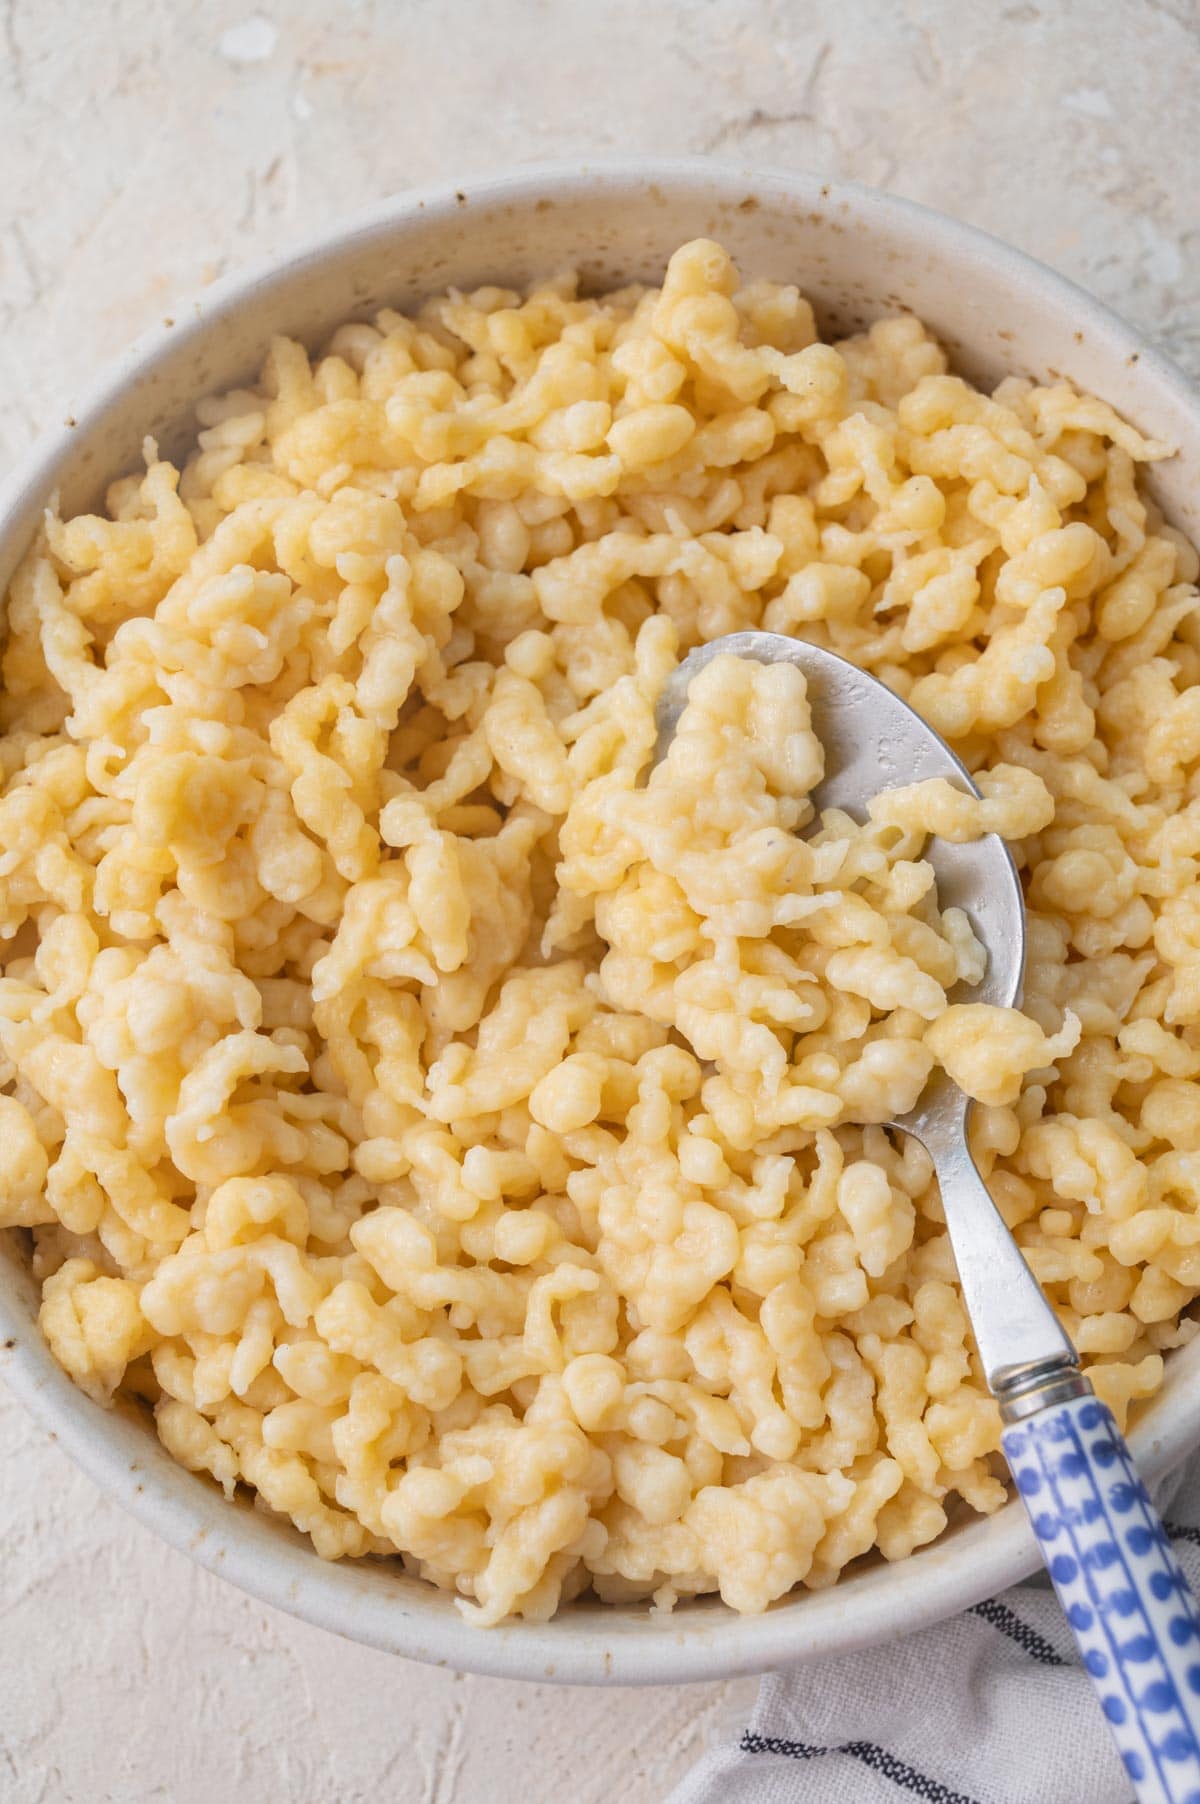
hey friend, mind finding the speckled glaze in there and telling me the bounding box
[4,161,1200,1686]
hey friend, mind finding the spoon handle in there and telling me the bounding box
[1003,1394,1200,1802]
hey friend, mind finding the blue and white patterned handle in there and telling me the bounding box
[1004,1394,1200,1802]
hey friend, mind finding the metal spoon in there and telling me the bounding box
[656,630,1200,1804]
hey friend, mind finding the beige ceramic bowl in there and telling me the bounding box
[3,160,1200,1685]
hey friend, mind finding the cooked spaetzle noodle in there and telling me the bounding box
[2,239,1197,1624]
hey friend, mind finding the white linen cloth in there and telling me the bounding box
[668,1455,1200,1804]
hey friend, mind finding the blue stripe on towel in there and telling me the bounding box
[739,1732,982,1803]
[968,1597,1067,1665]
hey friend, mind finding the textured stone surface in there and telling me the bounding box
[1,1,1198,1798]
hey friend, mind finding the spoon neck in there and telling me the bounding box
[919,1128,1081,1403]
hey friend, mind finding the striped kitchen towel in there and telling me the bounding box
[667,1453,1200,1803]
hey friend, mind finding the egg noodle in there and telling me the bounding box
[2,240,1197,1623]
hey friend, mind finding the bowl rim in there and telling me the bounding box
[4,155,1200,1686]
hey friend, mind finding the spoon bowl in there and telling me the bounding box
[654,630,1027,1013]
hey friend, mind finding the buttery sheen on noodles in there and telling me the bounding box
[2,240,1197,1625]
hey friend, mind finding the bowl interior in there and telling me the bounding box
[4,160,1200,1684]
